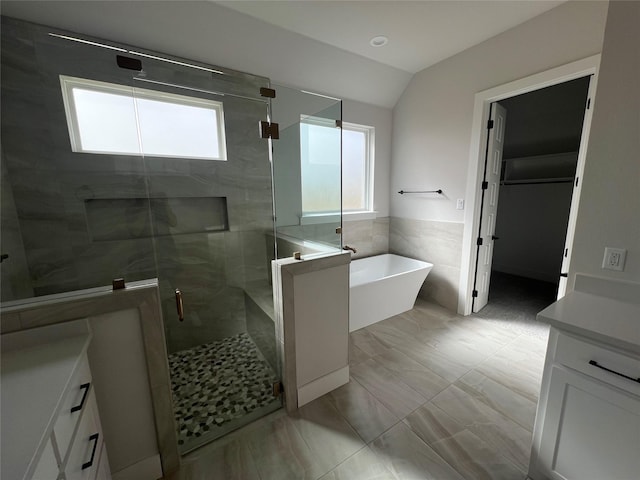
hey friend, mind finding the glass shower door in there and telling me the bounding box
[129,67,282,453]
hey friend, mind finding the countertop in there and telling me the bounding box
[537,288,640,355]
[1,321,91,480]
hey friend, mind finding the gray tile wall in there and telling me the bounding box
[0,17,275,353]
[342,217,390,259]
[389,217,463,312]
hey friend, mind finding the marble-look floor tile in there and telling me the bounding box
[169,437,261,480]
[404,402,466,446]
[349,335,372,366]
[430,430,526,480]
[244,413,319,480]
[326,378,399,443]
[372,349,450,400]
[431,385,532,471]
[289,395,365,474]
[351,359,427,419]
[319,446,398,480]
[350,327,391,357]
[475,341,545,403]
[371,423,465,480]
[400,341,473,383]
[455,369,537,431]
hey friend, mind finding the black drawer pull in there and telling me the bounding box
[589,360,640,383]
[82,433,100,470]
[71,383,91,413]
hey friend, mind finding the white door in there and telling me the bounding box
[556,76,597,299]
[473,103,506,313]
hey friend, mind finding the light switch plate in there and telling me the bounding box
[602,247,626,271]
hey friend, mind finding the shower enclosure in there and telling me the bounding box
[0,16,342,455]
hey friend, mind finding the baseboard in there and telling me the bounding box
[112,454,163,480]
[297,366,349,407]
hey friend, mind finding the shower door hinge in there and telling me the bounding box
[335,226,342,234]
[587,98,591,109]
[260,121,280,140]
[335,120,342,128]
[481,181,488,190]
[487,119,494,129]
[476,237,483,246]
[272,381,284,397]
[472,290,478,298]
[260,87,276,98]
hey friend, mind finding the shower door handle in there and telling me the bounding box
[175,289,184,322]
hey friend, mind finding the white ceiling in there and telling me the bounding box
[217,0,566,73]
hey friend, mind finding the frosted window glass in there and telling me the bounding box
[61,75,226,160]
[73,89,141,154]
[300,122,341,213]
[135,98,220,159]
[342,129,366,211]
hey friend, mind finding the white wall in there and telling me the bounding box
[569,0,640,286]
[0,0,410,109]
[391,1,608,224]
[493,183,574,283]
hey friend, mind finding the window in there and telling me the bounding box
[300,118,374,217]
[60,75,227,160]
[342,122,374,212]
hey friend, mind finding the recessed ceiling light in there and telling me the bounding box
[369,35,388,47]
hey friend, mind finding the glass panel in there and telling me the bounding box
[270,86,342,257]
[131,67,280,453]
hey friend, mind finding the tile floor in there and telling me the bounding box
[164,291,551,480]
[169,332,280,452]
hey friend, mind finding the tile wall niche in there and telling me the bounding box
[0,17,274,353]
[389,217,463,311]
[342,217,390,259]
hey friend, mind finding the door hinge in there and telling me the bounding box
[472,290,479,298]
[587,98,591,110]
[481,181,489,190]
[260,121,280,139]
[260,87,276,98]
[487,119,494,129]
[575,176,579,187]
[335,120,342,128]
[565,248,569,257]
[560,273,568,278]
[476,237,483,246]
[272,381,284,397]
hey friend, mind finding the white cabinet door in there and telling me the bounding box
[535,365,640,480]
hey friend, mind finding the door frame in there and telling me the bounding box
[459,55,601,315]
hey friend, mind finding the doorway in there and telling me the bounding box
[460,55,600,316]
[473,77,591,315]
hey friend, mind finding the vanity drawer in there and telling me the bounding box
[554,331,640,396]
[65,390,103,480]
[53,353,92,461]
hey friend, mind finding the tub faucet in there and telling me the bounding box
[343,245,357,254]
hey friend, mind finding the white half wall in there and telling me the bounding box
[569,0,640,286]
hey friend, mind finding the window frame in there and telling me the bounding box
[59,75,228,160]
[341,121,375,214]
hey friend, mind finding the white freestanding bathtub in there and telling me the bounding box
[349,254,433,332]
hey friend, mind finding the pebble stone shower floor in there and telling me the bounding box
[168,332,279,450]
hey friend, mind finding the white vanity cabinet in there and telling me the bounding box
[1,320,111,480]
[529,282,640,480]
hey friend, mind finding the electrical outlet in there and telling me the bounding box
[602,247,626,271]
[456,198,465,210]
